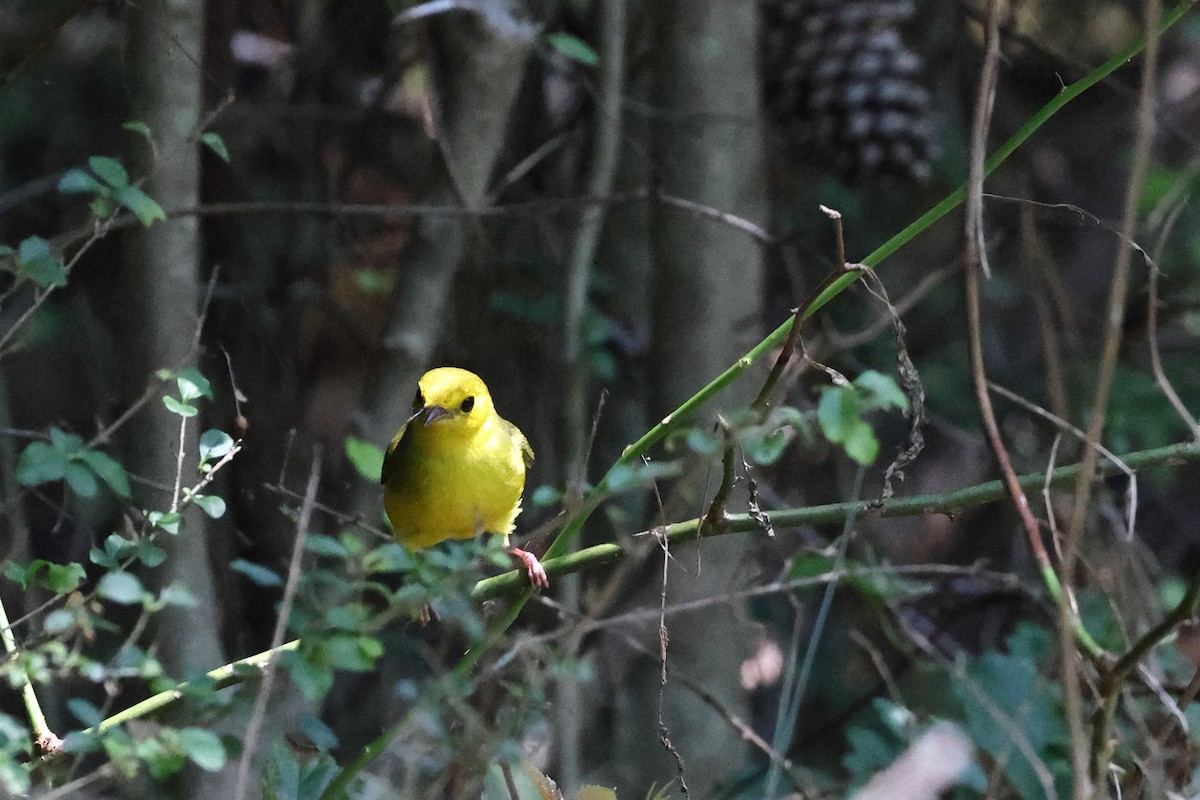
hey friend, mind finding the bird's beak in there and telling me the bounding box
[422,406,451,426]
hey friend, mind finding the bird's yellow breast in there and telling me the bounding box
[380,368,532,551]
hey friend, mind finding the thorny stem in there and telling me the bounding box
[699,421,737,536]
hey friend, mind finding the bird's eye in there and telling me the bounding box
[412,389,424,411]
[460,396,475,413]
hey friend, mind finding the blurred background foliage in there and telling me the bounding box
[2,0,1200,798]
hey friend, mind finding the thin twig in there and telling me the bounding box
[765,466,864,798]
[0,217,114,358]
[653,523,688,797]
[233,446,322,799]
[90,268,219,450]
[825,260,959,351]
[1068,0,1161,787]
[966,4,1096,792]
[168,414,188,515]
[989,381,1137,538]
[1146,199,1200,440]
[964,0,1002,281]
[654,190,772,244]
[752,208,856,410]
[33,765,113,800]
[533,593,816,795]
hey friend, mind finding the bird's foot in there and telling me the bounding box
[509,547,549,589]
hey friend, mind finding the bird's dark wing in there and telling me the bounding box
[380,422,411,486]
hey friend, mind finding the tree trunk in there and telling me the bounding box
[124,0,224,677]
[608,1,766,794]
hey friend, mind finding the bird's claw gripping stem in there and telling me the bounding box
[509,547,549,589]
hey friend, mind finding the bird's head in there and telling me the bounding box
[409,367,495,437]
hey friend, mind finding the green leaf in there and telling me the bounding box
[842,420,880,465]
[305,534,348,558]
[279,648,334,702]
[64,461,100,497]
[685,427,723,455]
[817,386,861,445]
[230,559,283,587]
[361,542,413,574]
[16,441,68,486]
[854,370,907,412]
[545,32,599,66]
[89,192,118,219]
[789,551,837,581]
[192,494,227,519]
[176,368,212,400]
[529,484,561,508]
[87,156,129,188]
[2,562,27,589]
[49,427,83,452]
[147,511,182,534]
[139,736,186,780]
[77,450,132,499]
[58,168,102,194]
[16,236,66,289]
[352,267,392,294]
[97,572,144,605]
[345,436,384,482]
[606,460,682,493]
[742,427,789,465]
[37,561,86,594]
[67,698,103,727]
[43,609,76,634]
[135,539,166,567]
[200,132,230,163]
[959,651,1071,800]
[842,699,909,784]
[298,712,338,751]
[113,184,165,226]
[199,429,235,462]
[89,547,117,569]
[122,120,153,140]
[159,583,197,608]
[179,727,226,771]
[323,634,383,672]
[162,396,198,417]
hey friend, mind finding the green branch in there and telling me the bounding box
[542,0,1197,565]
[476,441,1200,600]
[0,593,60,753]
[94,640,297,737]
[39,441,1198,784]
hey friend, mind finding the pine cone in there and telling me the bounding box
[762,0,934,181]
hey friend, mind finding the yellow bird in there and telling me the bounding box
[380,367,547,588]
